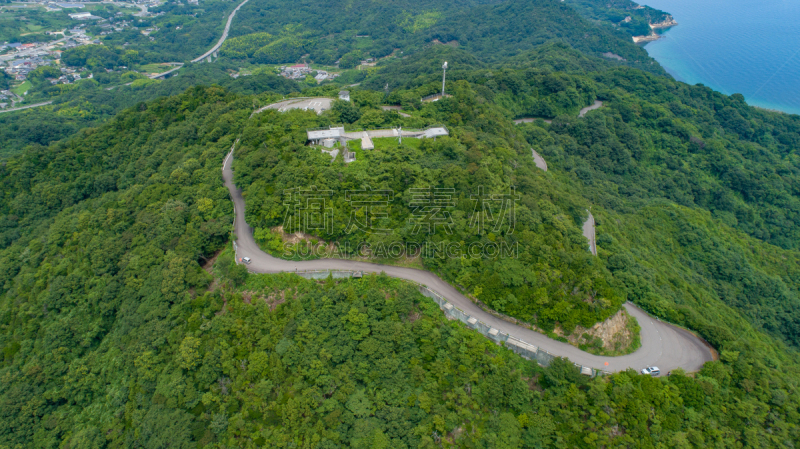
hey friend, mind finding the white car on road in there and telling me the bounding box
[641,366,660,376]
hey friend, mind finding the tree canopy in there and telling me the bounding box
[1,0,800,447]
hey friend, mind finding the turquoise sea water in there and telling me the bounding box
[640,0,800,115]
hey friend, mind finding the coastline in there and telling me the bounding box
[632,16,677,44]
[633,33,661,43]
[638,0,800,115]
[650,18,678,29]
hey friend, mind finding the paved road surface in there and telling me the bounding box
[513,101,602,124]
[191,0,251,63]
[222,145,714,374]
[0,101,52,114]
[252,98,333,116]
[148,63,183,79]
[512,100,601,125]
[514,117,552,124]
[579,100,603,117]
[381,105,412,118]
[583,210,597,256]
[531,149,548,171]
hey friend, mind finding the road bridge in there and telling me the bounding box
[191,0,251,63]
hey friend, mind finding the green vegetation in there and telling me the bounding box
[10,80,31,96]
[252,36,305,65]
[226,0,662,73]
[1,61,800,448]
[0,7,71,43]
[370,44,800,350]
[99,0,237,64]
[0,71,11,90]
[219,32,274,59]
[219,32,307,65]
[61,44,142,71]
[237,86,625,335]
[0,3,138,42]
[1,0,800,447]
[3,224,796,447]
[0,63,299,159]
[564,0,672,37]
[3,0,667,130]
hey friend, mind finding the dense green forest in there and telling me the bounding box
[99,0,238,64]
[2,0,800,446]
[4,0,661,133]
[223,0,662,74]
[0,71,12,91]
[236,84,624,335]
[1,64,800,448]
[356,44,800,348]
[563,0,672,37]
[0,7,72,43]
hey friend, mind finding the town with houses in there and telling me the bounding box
[1,25,97,82]
[277,57,378,82]
[0,0,163,109]
[0,0,384,110]
[278,63,340,82]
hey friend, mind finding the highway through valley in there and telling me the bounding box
[221,100,714,375]
[191,0,251,63]
[0,101,52,114]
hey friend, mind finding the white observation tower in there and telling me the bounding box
[442,61,448,96]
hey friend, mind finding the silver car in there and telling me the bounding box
[641,366,660,376]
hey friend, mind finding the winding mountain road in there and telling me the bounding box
[191,0,251,63]
[222,143,714,374]
[579,100,603,117]
[583,210,597,256]
[531,149,548,171]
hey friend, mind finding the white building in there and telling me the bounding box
[307,125,449,150]
[69,12,99,20]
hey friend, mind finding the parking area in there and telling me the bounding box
[253,97,334,116]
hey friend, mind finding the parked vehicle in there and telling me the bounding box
[641,366,660,376]
[242,257,251,264]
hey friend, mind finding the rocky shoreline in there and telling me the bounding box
[632,16,678,44]
[633,33,662,43]
[650,17,678,29]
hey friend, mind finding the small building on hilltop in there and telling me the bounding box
[307,125,448,151]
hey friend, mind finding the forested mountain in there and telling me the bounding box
[1,80,799,447]
[2,0,800,447]
[361,44,800,347]
[225,0,661,73]
[563,0,672,37]
[98,0,240,64]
